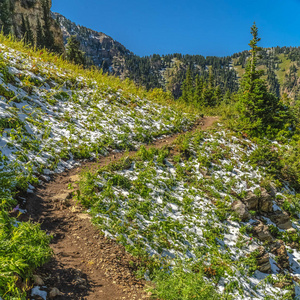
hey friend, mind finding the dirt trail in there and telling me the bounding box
[25,116,218,300]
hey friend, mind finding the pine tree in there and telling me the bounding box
[42,0,54,50]
[36,17,44,48]
[181,67,193,103]
[214,86,222,105]
[20,15,34,45]
[20,14,27,39]
[194,74,204,105]
[208,69,214,89]
[25,17,34,45]
[238,23,288,134]
[0,0,12,35]
[66,35,86,66]
[202,82,213,106]
[223,90,232,104]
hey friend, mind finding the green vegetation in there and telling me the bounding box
[0,32,202,299]
[152,264,219,300]
[1,13,300,300]
[0,212,52,300]
[66,35,86,65]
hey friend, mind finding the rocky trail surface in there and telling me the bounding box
[23,117,218,300]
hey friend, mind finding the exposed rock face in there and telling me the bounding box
[242,189,273,213]
[270,212,293,230]
[243,191,259,210]
[0,0,64,52]
[231,200,251,221]
[256,246,271,273]
[270,240,290,270]
[259,189,273,213]
[252,222,273,242]
[52,12,130,74]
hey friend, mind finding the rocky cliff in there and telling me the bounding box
[0,0,64,52]
[52,12,130,73]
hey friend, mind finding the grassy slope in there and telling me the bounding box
[276,54,293,85]
[0,35,200,299]
[78,127,300,300]
[234,53,300,93]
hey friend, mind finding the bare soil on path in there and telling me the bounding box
[24,117,218,300]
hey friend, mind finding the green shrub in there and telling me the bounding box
[0,210,52,299]
[151,264,219,300]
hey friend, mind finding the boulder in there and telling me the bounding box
[258,261,272,273]
[270,240,290,269]
[277,221,293,230]
[243,191,259,210]
[269,183,277,198]
[259,189,273,213]
[252,222,273,242]
[231,200,251,221]
[287,228,297,234]
[270,212,292,230]
[256,246,271,273]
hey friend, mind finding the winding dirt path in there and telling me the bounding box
[25,116,218,300]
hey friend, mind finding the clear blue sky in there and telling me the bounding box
[52,0,300,57]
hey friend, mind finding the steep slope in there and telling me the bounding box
[24,117,217,300]
[0,35,198,299]
[78,127,300,300]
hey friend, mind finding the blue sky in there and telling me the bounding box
[52,0,300,57]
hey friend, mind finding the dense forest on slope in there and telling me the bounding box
[53,12,300,103]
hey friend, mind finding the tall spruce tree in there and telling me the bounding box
[25,17,34,45]
[194,74,204,105]
[42,0,54,50]
[181,67,193,103]
[237,23,286,134]
[36,17,44,48]
[21,15,34,45]
[20,14,27,38]
[66,36,86,66]
[0,0,12,35]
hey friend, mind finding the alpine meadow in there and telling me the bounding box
[0,1,300,300]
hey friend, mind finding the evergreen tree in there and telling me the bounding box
[214,86,222,105]
[25,17,34,45]
[223,90,232,104]
[237,23,288,134]
[36,17,44,48]
[202,83,215,107]
[20,14,27,38]
[181,67,193,103]
[66,35,86,66]
[208,69,214,88]
[42,0,54,50]
[194,74,204,105]
[0,0,12,35]
[20,15,34,45]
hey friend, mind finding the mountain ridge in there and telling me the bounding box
[53,12,300,101]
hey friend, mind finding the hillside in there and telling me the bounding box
[52,12,300,101]
[76,129,300,300]
[1,25,300,300]
[0,35,198,299]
